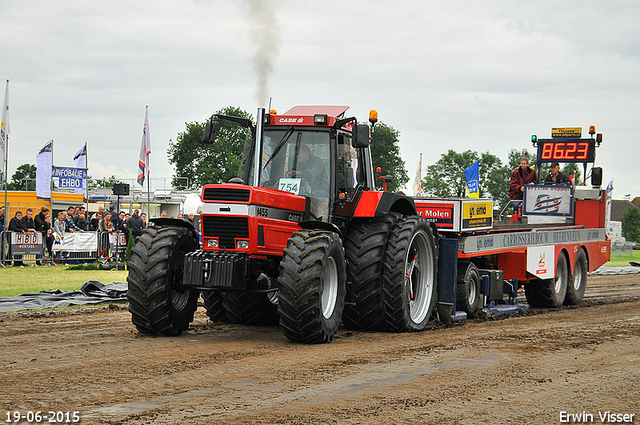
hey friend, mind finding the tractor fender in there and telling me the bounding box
[149,218,199,239]
[352,191,417,218]
[298,220,343,238]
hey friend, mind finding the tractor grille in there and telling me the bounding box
[202,215,249,249]
[203,187,250,202]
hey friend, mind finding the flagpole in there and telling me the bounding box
[146,105,150,216]
[84,142,88,204]
[2,80,8,216]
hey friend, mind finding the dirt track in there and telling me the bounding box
[1,274,639,425]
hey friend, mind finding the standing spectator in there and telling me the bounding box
[0,205,5,232]
[43,215,54,259]
[90,212,102,231]
[186,212,197,230]
[128,209,144,239]
[34,207,49,233]
[33,207,49,265]
[140,212,147,229]
[53,212,67,237]
[177,213,183,220]
[74,206,86,224]
[91,205,105,222]
[76,214,89,231]
[99,212,114,260]
[8,211,27,266]
[160,210,167,218]
[509,157,538,213]
[65,206,84,233]
[21,208,38,234]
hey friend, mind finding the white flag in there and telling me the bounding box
[412,153,422,196]
[73,144,87,194]
[36,140,53,200]
[1,80,9,173]
[137,106,150,186]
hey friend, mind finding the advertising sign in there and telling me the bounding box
[10,232,43,256]
[462,200,492,230]
[415,201,456,229]
[524,185,573,216]
[527,245,555,279]
[53,232,98,252]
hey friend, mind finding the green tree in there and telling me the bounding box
[421,150,505,203]
[9,163,37,191]
[621,206,640,243]
[168,106,252,188]
[88,175,124,190]
[369,122,408,192]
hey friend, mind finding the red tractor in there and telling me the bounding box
[127,106,438,343]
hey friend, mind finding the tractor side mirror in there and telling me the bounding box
[201,119,220,144]
[352,124,370,148]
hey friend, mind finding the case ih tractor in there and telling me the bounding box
[127,106,437,343]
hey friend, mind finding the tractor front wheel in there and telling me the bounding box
[127,226,199,335]
[277,229,346,343]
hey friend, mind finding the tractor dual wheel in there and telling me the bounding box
[127,226,199,336]
[564,248,588,305]
[525,252,569,308]
[277,229,346,343]
[382,216,437,332]
[343,214,399,331]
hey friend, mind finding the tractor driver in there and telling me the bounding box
[288,143,329,195]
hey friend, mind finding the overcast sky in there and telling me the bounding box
[2,0,639,199]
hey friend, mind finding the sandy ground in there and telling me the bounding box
[1,273,639,425]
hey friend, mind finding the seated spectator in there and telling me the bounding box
[35,206,49,234]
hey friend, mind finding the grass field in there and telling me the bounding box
[0,264,128,297]
[0,249,637,298]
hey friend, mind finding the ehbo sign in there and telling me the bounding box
[52,167,87,189]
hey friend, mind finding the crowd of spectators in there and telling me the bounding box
[1,204,202,266]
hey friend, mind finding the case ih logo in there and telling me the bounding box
[534,194,562,213]
[278,117,304,123]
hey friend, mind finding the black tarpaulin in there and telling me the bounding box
[0,281,128,313]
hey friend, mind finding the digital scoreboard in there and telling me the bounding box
[536,138,596,163]
[534,127,599,164]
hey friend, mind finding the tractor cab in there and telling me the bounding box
[205,106,376,233]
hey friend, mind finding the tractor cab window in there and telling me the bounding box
[260,128,331,199]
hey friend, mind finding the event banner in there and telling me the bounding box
[52,166,87,190]
[10,232,43,256]
[53,232,97,252]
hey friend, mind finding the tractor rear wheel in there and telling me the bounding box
[382,216,437,332]
[343,215,398,331]
[223,292,280,326]
[564,248,588,305]
[127,226,199,335]
[201,292,228,323]
[278,229,346,343]
[525,252,568,308]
